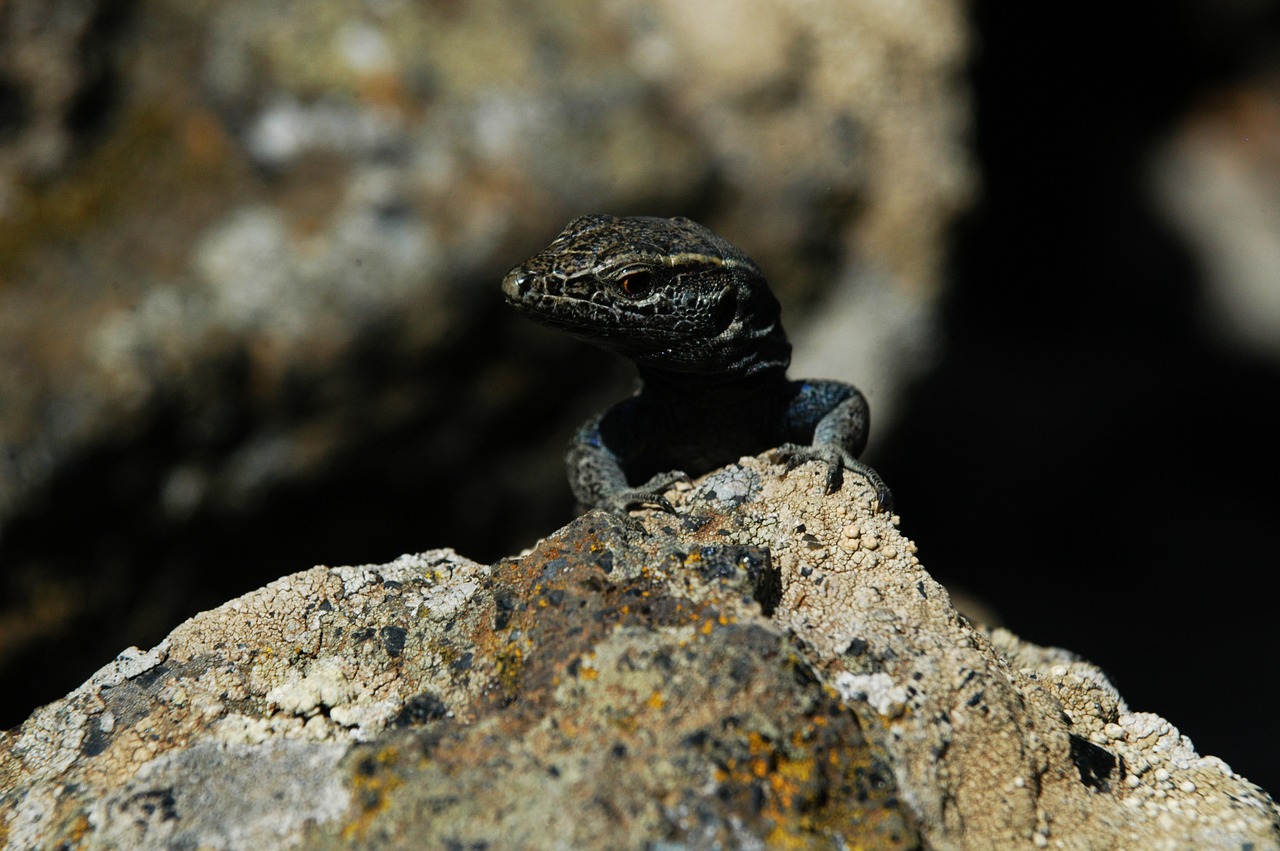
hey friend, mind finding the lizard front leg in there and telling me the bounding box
[776,380,893,512]
[566,405,689,513]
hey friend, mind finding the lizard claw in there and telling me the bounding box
[604,470,690,514]
[774,444,893,513]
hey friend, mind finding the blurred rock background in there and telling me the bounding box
[1,0,1278,796]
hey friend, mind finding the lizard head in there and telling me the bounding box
[502,214,789,376]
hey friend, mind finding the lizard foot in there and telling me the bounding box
[601,470,692,514]
[774,444,894,513]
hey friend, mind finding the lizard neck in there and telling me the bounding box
[637,342,791,405]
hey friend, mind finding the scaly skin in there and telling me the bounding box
[502,214,891,514]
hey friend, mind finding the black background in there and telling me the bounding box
[878,2,1280,794]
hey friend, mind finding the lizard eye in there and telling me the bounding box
[617,270,654,298]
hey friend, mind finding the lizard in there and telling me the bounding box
[502,213,892,515]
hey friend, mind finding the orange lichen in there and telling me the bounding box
[697,710,906,847]
[494,644,525,696]
[341,746,403,841]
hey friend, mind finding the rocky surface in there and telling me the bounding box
[0,0,974,718]
[2,455,1275,850]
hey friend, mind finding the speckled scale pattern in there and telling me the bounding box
[522,213,764,281]
[503,214,891,513]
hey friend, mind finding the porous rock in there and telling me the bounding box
[3,456,1275,849]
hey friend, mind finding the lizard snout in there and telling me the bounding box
[502,269,537,301]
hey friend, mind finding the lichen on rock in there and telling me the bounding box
[2,456,1277,849]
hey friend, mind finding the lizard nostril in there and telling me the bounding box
[503,270,536,299]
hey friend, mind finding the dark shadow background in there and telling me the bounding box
[877,2,1280,794]
[3,0,1278,797]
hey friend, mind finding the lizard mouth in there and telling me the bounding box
[503,267,620,325]
[503,281,682,355]
[501,273,581,326]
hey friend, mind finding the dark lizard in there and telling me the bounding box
[502,214,892,515]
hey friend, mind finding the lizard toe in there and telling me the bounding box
[824,460,844,493]
[602,491,675,514]
[843,458,893,513]
[775,443,815,472]
[775,444,843,481]
[776,445,893,512]
[606,471,689,514]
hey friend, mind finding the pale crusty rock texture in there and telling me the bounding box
[3,457,1276,849]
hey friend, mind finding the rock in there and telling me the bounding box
[0,0,123,188]
[2,456,1275,849]
[1152,80,1280,363]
